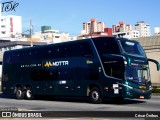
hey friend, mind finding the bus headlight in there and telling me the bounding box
[124,61,127,65]
[149,86,152,90]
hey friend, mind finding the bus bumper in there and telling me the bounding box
[124,88,152,99]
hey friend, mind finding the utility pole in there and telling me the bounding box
[30,19,33,47]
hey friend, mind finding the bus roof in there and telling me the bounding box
[4,37,139,54]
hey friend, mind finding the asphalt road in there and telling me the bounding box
[0,93,160,111]
[0,93,160,120]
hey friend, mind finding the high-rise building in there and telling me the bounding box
[135,21,150,37]
[80,18,112,39]
[112,21,139,39]
[154,27,160,35]
[112,21,132,33]
[0,15,22,38]
[82,18,105,34]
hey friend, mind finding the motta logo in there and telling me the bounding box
[44,61,69,67]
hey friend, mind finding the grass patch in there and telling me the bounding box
[152,88,160,93]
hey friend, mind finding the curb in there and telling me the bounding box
[152,93,160,96]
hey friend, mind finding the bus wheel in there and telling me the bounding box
[15,87,25,100]
[89,87,102,104]
[25,87,34,100]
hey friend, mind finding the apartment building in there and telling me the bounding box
[112,21,140,39]
[0,15,22,38]
[82,18,105,34]
[135,21,150,37]
[154,27,160,35]
[31,29,71,44]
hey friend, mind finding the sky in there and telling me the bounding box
[0,0,160,36]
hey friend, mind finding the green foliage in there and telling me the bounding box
[152,88,160,93]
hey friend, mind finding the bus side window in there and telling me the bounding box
[30,69,58,81]
[103,57,124,79]
[45,47,56,59]
[105,61,124,79]
[58,46,67,58]
[65,43,76,57]
[32,49,44,61]
[54,46,65,58]
[77,42,93,57]
[93,38,120,55]
[11,54,17,63]
[110,62,124,79]
[64,42,93,58]
[4,52,11,63]
[58,68,73,80]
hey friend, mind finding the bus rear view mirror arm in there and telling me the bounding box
[148,58,160,71]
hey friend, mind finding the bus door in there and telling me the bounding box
[102,55,124,97]
[54,67,75,96]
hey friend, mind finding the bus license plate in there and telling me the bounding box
[140,96,144,99]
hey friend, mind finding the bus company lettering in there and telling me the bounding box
[44,61,69,67]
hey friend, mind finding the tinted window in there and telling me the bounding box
[8,48,44,63]
[3,52,11,63]
[103,60,124,79]
[93,37,120,55]
[10,52,19,63]
[58,68,73,80]
[66,42,93,57]
[32,49,44,60]
[30,68,73,81]
[44,41,94,59]
[119,40,146,57]
[30,69,58,81]
[45,44,72,59]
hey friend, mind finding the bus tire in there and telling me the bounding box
[15,87,25,100]
[25,87,34,100]
[89,87,102,104]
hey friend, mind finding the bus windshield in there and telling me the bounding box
[119,40,146,57]
[125,66,150,83]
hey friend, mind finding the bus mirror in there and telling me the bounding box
[148,58,160,71]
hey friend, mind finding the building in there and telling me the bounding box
[112,21,139,39]
[135,21,150,37]
[80,18,112,39]
[113,30,139,39]
[31,29,71,44]
[29,26,71,44]
[154,27,160,36]
[0,15,22,38]
[82,18,105,35]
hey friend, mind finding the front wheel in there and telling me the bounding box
[89,87,102,104]
[25,87,34,100]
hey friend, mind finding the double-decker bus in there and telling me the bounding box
[1,37,159,103]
